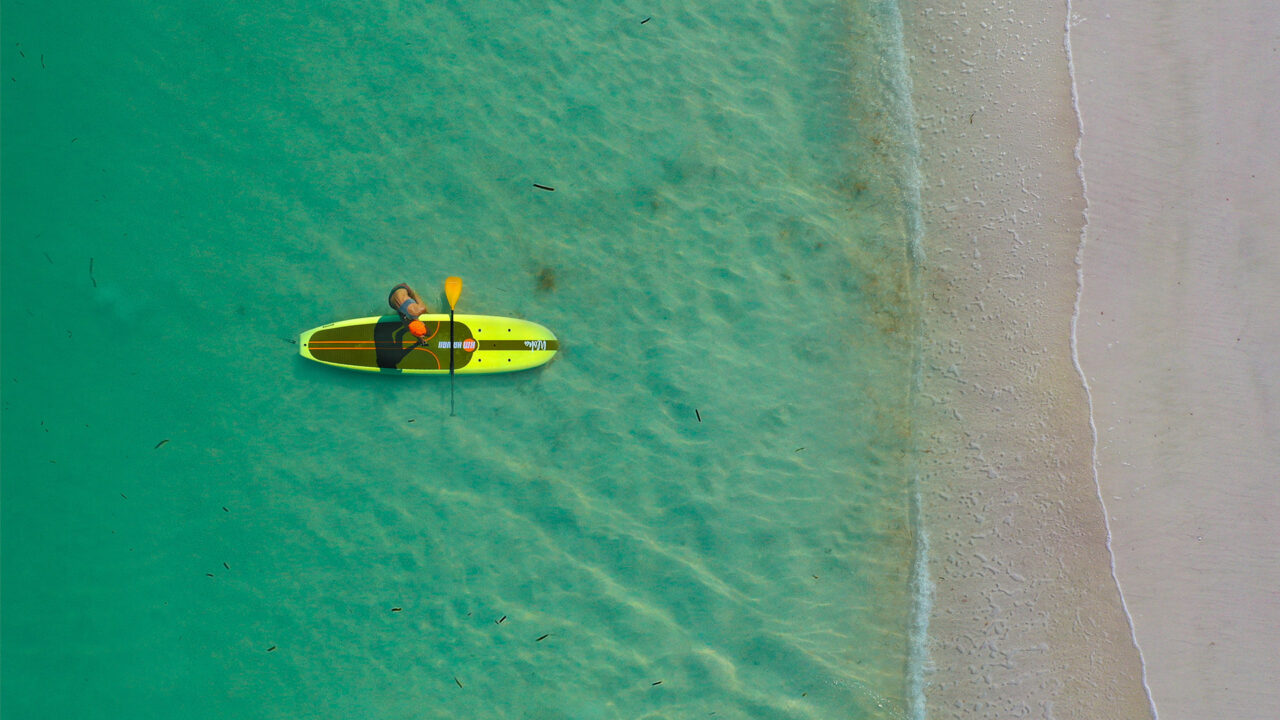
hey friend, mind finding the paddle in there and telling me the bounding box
[445,276,463,416]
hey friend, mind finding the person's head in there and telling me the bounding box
[408,320,427,337]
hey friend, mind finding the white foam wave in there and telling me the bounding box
[879,0,931,716]
[1063,5,1159,718]
[906,480,934,720]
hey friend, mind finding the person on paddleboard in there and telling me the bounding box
[388,283,430,337]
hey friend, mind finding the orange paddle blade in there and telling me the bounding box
[445,276,463,310]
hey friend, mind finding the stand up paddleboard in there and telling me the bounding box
[299,314,558,375]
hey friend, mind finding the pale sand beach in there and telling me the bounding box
[904,0,1278,718]
[1072,2,1280,718]
[902,0,1152,717]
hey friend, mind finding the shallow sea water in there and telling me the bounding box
[2,1,922,717]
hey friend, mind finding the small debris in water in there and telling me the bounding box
[695,409,702,422]
[536,267,556,292]
[267,645,277,652]
[535,634,549,642]
[532,183,555,192]
[454,676,463,688]
[153,439,169,449]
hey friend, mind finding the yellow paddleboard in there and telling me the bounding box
[299,314,558,375]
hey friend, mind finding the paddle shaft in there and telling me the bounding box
[449,307,455,415]
[445,276,462,417]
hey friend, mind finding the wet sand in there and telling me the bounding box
[902,0,1153,717]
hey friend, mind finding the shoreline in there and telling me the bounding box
[1072,2,1280,717]
[901,1,1152,717]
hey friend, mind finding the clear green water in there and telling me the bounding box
[2,1,921,717]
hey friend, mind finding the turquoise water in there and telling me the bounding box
[2,1,921,717]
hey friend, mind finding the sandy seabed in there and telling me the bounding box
[903,0,1278,718]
